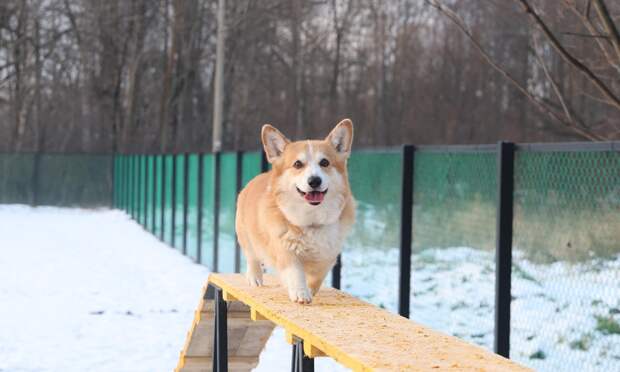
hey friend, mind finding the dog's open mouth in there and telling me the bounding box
[296,187,327,206]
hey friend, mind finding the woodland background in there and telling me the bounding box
[0,0,619,153]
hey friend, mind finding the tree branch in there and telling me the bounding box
[425,0,605,141]
[514,0,620,110]
[592,0,620,63]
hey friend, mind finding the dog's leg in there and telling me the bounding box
[237,230,263,287]
[246,258,263,287]
[277,254,312,304]
[306,260,335,296]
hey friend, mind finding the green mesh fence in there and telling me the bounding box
[218,153,238,273]
[133,155,139,219]
[511,150,620,372]
[341,151,402,312]
[137,156,145,224]
[146,156,154,231]
[174,154,185,250]
[201,154,215,268]
[186,154,200,261]
[128,156,133,217]
[410,150,497,350]
[0,154,35,204]
[0,153,112,206]
[164,154,174,246]
[153,155,163,239]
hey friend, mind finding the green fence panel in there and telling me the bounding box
[153,155,163,239]
[132,155,138,219]
[186,154,200,261]
[137,155,144,224]
[410,151,497,350]
[146,156,154,231]
[127,156,133,216]
[340,151,402,312]
[174,154,186,250]
[0,154,112,207]
[163,155,174,245]
[242,152,262,187]
[217,153,238,273]
[201,154,215,268]
[511,150,620,372]
[37,155,113,207]
[133,155,140,222]
[116,155,122,209]
[0,154,35,204]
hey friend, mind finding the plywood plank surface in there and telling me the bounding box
[209,273,532,372]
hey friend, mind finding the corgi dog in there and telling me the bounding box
[235,119,356,304]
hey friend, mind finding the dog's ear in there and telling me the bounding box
[325,118,353,157]
[262,124,290,163]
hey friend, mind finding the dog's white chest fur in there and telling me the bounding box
[290,223,344,261]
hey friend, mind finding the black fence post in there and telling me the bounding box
[183,153,190,255]
[213,152,221,272]
[398,145,414,318]
[331,255,341,289]
[171,154,177,247]
[494,141,515,358]
[197,153,204,264]
[234,151,243,273]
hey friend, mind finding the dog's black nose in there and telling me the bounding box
[307,176,322,189]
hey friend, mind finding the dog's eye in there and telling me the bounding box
[293,160,303,169]
[319,158,330,167]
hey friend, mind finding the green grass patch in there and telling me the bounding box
[569,333,593,351]
[595,315,620,335]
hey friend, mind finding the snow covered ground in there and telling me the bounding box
[0,206,345,372]
[1,205,617,372]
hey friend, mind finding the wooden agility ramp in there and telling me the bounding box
[176,273,532,371]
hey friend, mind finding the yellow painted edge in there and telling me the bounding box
[175,285,209,372]
[284,331,295,345]
[304,342,326,358]
[222,290,237,302]
[250,307,267,321]
[208,274,371,372]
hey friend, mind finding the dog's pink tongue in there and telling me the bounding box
[305,191,324,203]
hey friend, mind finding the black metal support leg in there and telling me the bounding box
[212,285,228,372]
[291,340,314,372]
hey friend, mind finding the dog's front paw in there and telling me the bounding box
[246,265,264,287]
[247,273,263,287]
[288,286,312,304]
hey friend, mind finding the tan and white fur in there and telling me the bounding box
[235,119,355,304]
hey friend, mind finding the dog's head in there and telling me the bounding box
[261,119,353,226]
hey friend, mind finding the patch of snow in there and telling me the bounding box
[0,205,347,372]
